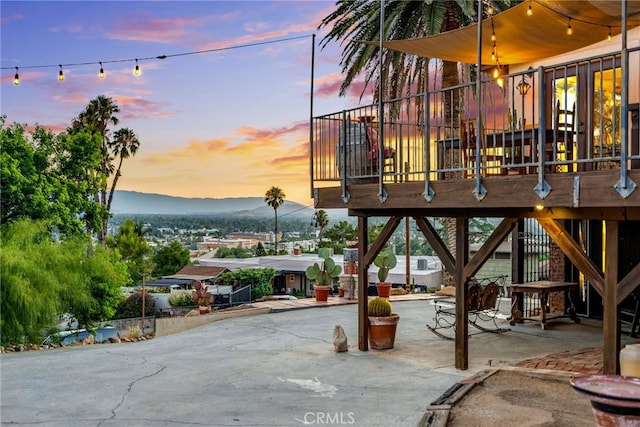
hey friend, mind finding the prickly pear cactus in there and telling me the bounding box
[305,249,342,286]
[368,297,392,317]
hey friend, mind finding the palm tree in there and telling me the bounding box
[69,96,142,243]
[314,209,329,240]
[264,186,285,254]
[106,127,140,215]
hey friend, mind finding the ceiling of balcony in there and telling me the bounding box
[370,0,640,66]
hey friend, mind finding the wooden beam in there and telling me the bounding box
[536,218,604,295]
[362,216,403,267]
[414,216,456,274]
[464,218,520,279]
[603,220,620,374]
[358,216,369,351]
[455,218,470,370]
[617,262,640,305]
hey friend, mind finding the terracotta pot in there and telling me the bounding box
[199,306,210,315]
[376,282,392,299]
[571,375,640,427]
[314,285,330,302]
[368,314,399,350]
[338,288,345,297]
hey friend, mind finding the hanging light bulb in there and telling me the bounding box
[496,77,505,89]
[134,59,140,76]
[607,26,612,42]
[527,0,533,16]
[567,18,573,35]
[487,4,494,15]
[491,50,496,61]
[493,67,500,79]
[99,62,105,79]
[491,31,496,42]
[58,64,64,81]
[13,67,19,85]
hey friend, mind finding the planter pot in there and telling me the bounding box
[376,282,392,299]
[199,306,210,315]
[368,314,399,350]
[314,285,330,302]
[338,288,345,297]
[571,375,640,427]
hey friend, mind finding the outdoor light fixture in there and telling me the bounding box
[567,18,573,35]
[134,59,140,76]
[13,67,19,85]
[58,64,64,81]
[517,77,531,96]
[99,62,105,79]
[608,26,612,42]
[527,0,533,16]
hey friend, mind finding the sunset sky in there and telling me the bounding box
[1,1,371,205]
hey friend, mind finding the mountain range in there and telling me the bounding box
[110,190,326,218]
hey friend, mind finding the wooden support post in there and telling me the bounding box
[455,218,470,370]
[358,216,369,351]
[603,220,620,374]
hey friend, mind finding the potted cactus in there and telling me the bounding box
[305,248,342,302]
[374,250,397,298]
[368,297,399,349]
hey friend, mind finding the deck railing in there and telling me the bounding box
[311,47,640,197]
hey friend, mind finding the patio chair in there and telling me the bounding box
[546,100,576,170]
[461,118,504,177]
[365,124,396,176]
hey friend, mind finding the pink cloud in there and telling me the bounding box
[106,15,211,44]
[1,13,23,24]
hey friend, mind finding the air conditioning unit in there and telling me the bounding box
[417,259,428,270]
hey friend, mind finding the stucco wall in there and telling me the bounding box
[155,307,271,337]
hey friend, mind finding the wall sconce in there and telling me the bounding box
[517,67,535,96]
[517,77,531,96]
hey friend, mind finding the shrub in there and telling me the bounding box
[168,291,193,307]
[113,291,156,319]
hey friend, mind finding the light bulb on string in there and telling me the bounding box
[14,67,19,85]
[99,62,105,79]
[491,31,496,42]
[567,18,573,35]
[607,26,612,42]
[527,0,532,16]
[58,64,64,81]
[134,59,140,76]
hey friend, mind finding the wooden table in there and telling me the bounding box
[510,281,580,329]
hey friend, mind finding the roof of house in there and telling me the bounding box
[164,265,229,281]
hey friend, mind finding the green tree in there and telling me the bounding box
[107,219,153,285]
[217,268,276,300]
[264,186,285,254]
[152,241,191,277]
[0,118,103,237]
[0,220,128,344]
[320,220,358,254]
[255,241,267,256]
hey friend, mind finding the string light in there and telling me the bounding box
[13,67,19,85]
[607,26,612,42]
[99,62,105,79]
[58,64,64,81]
[134,59,140,76]
[527,0,533,17]
[567,18,573,35]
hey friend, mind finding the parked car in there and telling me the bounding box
[42,327,119,346]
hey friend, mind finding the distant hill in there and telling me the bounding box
[110,190,321,218]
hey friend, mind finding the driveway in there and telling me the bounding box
[0,300,603,426]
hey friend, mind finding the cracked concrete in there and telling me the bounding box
[1,300,606,426]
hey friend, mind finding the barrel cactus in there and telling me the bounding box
[368,297,392,317]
